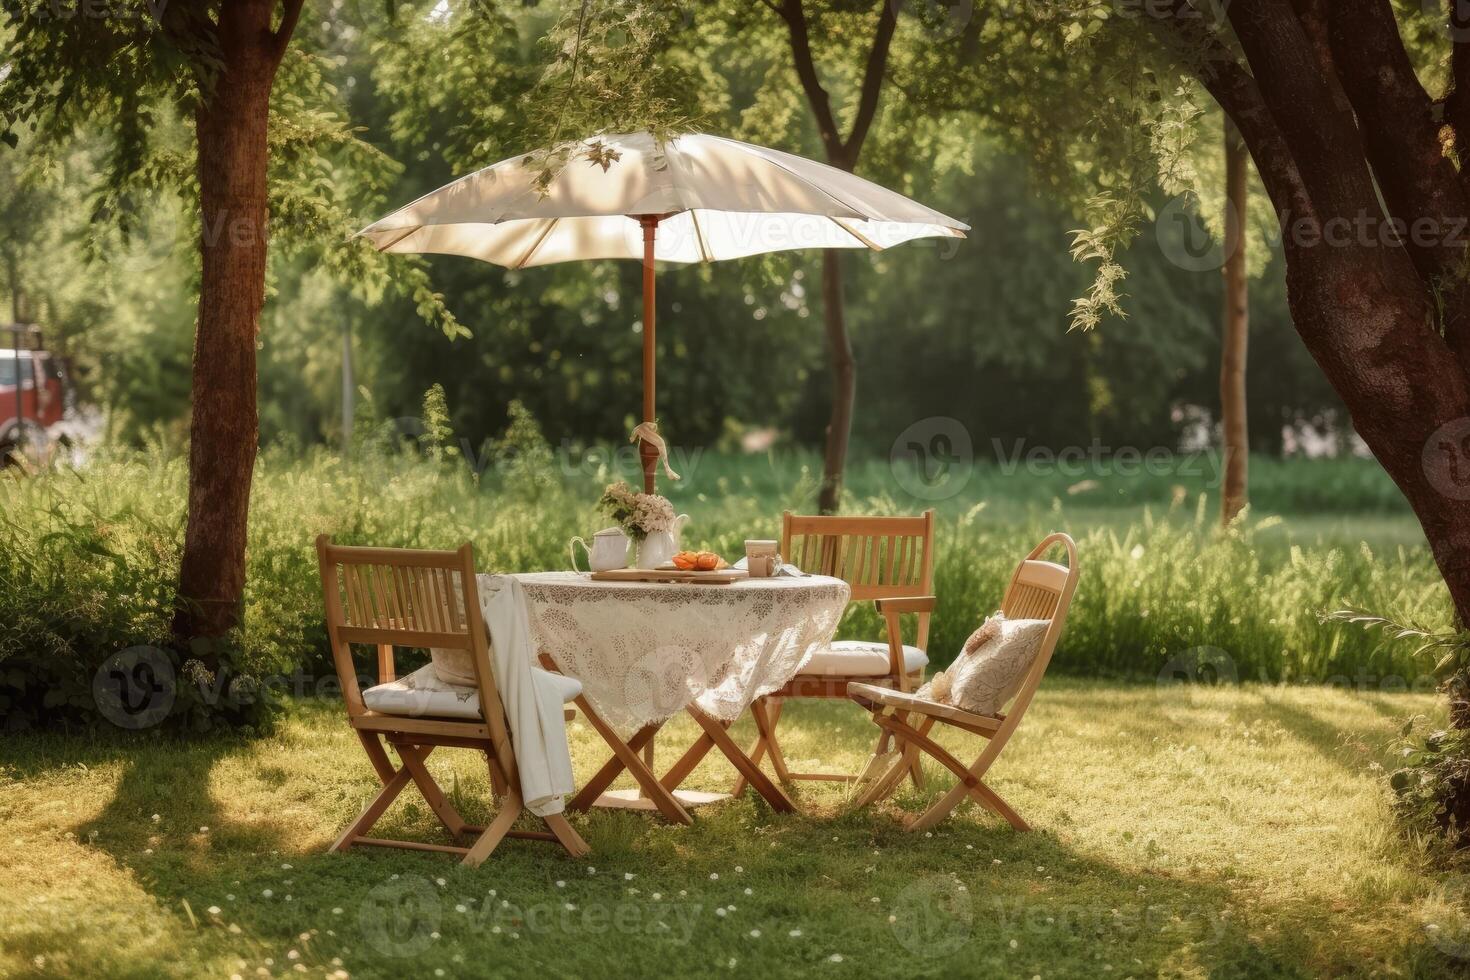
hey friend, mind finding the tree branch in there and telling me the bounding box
[775,0,847,165]
[843,0,901,163]
[1142,1,1309,219]
[273,0,306,60]
[1322,0,1470,375]
[1445,1,1470,175]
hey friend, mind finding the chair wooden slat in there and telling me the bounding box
[732,509,937,798]
[315,535,589,866]
[850,532,1079,833]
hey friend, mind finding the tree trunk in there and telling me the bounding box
[1220,117,1250,525]
[817,248,855,514]
[171,0,284,644]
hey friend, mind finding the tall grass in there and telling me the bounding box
[0,442,1449,731]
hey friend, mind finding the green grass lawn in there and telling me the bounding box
[4,680,1468,979]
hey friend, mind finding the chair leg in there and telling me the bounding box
[462,791,524,868]
[541,812,591,857]
[732,697,791,798]
[394,743,470,839]
[332,765,414,852]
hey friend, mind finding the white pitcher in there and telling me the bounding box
[570,527,630,572]
[635,513,690,569]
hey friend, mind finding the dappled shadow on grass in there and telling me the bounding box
[3,690,1464,978]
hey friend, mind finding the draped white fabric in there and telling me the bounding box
[499,571,850,738]
[357,132,967,268]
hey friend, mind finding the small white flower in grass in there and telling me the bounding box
[749,929,761,938]
[716,908,727,917]
[1009,939,1019,949]
[282,863,293,870]
[430,932,440,940]
[652,892,662,900]
[828,953,844,963]
[455,904,467,914]
[143,849,153,855]
[227,894,235,902]
[743,887,752,896]
[261,889,273,898]
[965,844,973,850]
[870,897,879,904]
[727,905,737,912]
[199,826,209,833]
[151,814,160,823]
[556,880,566,888]
[679,890,688,897]
[727,958,738,969]
[435,970,444,977]
[287,950,300,961]
[588,867,597,875]
[709,872,720,880]
[331,907,341,915]
[992,859,1002,865]
[565,903,576,911]
[492,926,501,935]
[207,906,222,915]
[436,878,446,887]
[924,832,932,838]
[887,914,896,924]
[734,866,743,873]
[228,924,242,935]
[1036,866,1044,873]
[625,872,636,880]
[284,895,293,902]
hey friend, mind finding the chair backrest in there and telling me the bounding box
[781,509,936,603]
[996,532,1079,724]
[314,536,510,743]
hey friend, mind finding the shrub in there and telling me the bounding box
[0,440,1451,732]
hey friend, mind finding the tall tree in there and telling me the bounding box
[1220,115,1249,525]
[762,0,899,513]
[1,0,458,645]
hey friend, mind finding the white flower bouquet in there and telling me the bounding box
[597,481,676,540]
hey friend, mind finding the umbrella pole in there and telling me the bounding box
[639,216,659,494]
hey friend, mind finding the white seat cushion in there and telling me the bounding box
[362,663,582,720]
[799,640,928,678]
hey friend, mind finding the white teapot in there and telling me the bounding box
[635,513,691,569]
[570,527,630,572]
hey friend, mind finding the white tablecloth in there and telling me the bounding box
[487,572,850,737]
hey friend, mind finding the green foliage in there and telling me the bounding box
[1391,718,1470,847]
[0,430,1447,731]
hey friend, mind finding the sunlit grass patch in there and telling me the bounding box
[2,681,1465,978]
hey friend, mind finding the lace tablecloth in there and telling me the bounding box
[487,571,850,737]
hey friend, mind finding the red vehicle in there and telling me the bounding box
[2,324,72,463]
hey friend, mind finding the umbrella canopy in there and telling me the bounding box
[358,132,967,267]
[358,131,968,491]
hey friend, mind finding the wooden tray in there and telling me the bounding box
[589,566,748,584]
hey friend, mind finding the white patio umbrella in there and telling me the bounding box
[357,131,968,492]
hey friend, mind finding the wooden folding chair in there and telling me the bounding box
[315,536,588,866]
[732,509,936,796]
[849,532,1078,831]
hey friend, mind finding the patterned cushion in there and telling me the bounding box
[942,617,1048,715]
[800,641,928,677]
[363,663,582,720]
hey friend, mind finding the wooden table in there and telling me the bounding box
[493,571,850,823]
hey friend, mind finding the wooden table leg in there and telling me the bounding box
[567,697,692,825]
[685,707,797,813]
[568,723,660,810]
